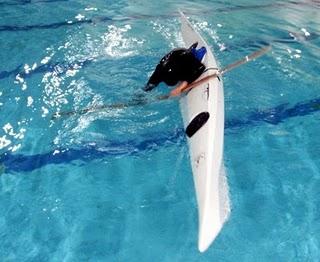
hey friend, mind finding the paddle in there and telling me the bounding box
[178,44,272,95]
[52,45,271,119]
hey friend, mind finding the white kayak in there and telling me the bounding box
[179,12,230,252]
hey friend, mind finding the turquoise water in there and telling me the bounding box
[1,0,320,261]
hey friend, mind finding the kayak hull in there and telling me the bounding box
[179,12,230,252]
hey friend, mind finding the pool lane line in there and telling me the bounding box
[0,19,98,32]
[0,59,94,80]
[1,96,320,173]
[0,0,68,7]
[0,128,185,173]
[1,30,319,81]
[226,97,320,129]
[0,1,319,33]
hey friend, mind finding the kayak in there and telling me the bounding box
[179,12,230,252]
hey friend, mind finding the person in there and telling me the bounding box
[144,42,207,96]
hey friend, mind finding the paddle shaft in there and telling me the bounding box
[179,45,272,94]
[52,45,271,119]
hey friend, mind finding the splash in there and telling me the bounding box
[194,20,226,51]
[102,24,145,58]
[151,19,183,48]
[0,123,25,151]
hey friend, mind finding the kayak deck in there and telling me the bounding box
[179,12,230,252]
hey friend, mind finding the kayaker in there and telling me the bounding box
[144,42,207,96]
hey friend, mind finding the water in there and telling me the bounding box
[1,0,320,261]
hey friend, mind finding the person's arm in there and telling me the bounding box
[169,81,189,97]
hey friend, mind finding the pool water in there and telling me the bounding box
[1,0,320,261]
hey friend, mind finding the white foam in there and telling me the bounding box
[41,106,49,117]
[85,7,98,11]
[15,74,24,83]
[53,150,60,155]
[151,20,182,48]
[22,82,27,91]
[24,64,31,74]
[75,14,85,21]
[194,20,226,53]
[3,123,13,134]
[0,135,11,149]
[65,69,78,77]
[1,122,26,151]
[41,56,51,64]
[301,28,310,37]
[9,144,21,152]
[102,24,145,58]
[27,96,34,107]
[219,165,231,223]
